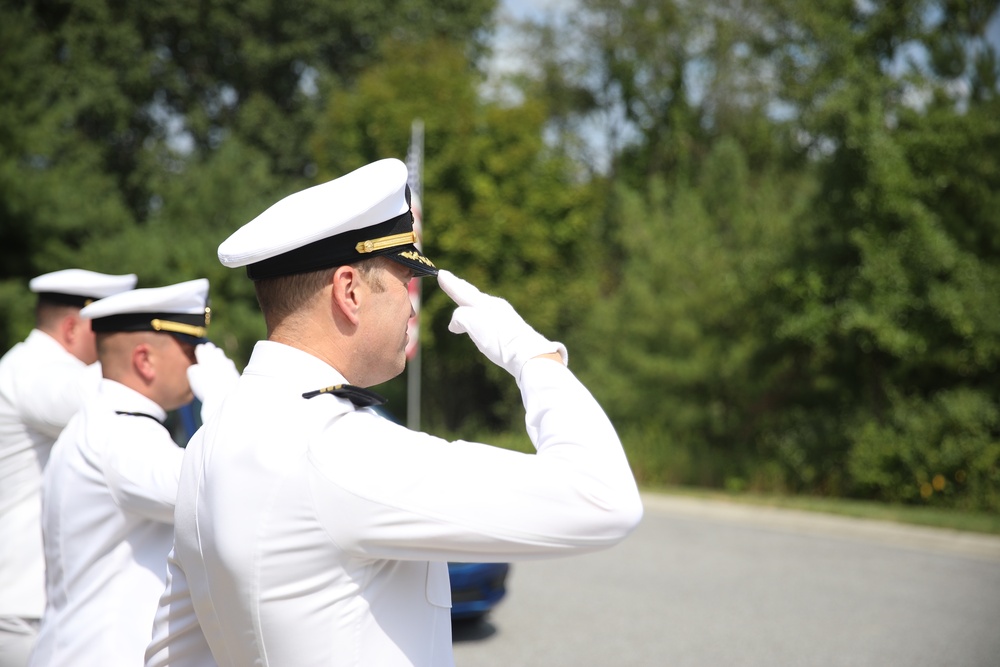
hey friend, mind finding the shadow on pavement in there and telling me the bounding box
[451,617,497,643]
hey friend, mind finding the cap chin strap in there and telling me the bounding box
[150,319,207,339]
[355,231,417,254]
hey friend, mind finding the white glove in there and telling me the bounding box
[187,342,240,423]
[438,270,568,380]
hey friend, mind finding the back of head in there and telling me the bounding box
[252,268,336,336]
[34,301,83,334]
[29,269,138,362]
[82,279,211,410]
[96,330,175,380]
[253,259,391,336]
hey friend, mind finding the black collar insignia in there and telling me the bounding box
[115,410,164,424]
[301,384,387,408]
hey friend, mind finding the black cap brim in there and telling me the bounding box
[168,332,210,346]
[385,245,438,277]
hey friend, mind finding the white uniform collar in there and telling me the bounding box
[242,341,383,410]
[244,341,350,389]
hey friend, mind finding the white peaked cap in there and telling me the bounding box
[29,269,138,306]
[81,278,211,343]
[218,158,437,280]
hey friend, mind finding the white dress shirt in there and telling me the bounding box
[146,341,643,667]
[0,330,102,620]
[30,380,183,666]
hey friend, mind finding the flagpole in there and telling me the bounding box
[406,119,424,431]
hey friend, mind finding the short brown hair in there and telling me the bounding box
[253,258,389,332]
[35,301,79,332]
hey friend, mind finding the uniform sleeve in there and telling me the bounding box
[309,358,643,562]
[103,421,184,524]
[145,549,217,667]
[18,361,103,439]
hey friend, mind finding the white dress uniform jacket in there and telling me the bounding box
[0,330,102,621]
[30,380,183,666]
[146,341,643,667]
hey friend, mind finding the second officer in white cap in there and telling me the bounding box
[0,269,136,667]
[29,279,239,667]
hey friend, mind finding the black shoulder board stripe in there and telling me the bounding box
[115,410,164,423]
[301,384,387,408]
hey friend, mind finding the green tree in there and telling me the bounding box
[1,0,496,352]
[515,0,1000,507]
[746,0,1000,505]
[579,139,809,489]
[68,138,280,364]
[0,4,134,346]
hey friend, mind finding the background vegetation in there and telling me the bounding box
[1,0,997,512]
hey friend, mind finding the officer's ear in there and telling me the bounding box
[330,265,362,326]
[60,311,81,346]
[133,342,156,383]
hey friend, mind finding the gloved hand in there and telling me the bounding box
[438,270,568,380]
[186,342,240,423]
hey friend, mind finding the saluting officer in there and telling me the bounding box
[146,158,643,667]
[0,269,136,667]
[29,279,239,667]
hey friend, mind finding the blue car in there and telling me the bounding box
[447,562,510,621]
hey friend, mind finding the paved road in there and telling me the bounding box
[452,493,1000,667]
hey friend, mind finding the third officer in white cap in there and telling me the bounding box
[0,269,136,667]
[29,279,239,667]
[146,158,643,666]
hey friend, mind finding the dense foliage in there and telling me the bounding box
[1,0,997,510]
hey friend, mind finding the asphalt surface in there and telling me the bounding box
[452,493,1000,667]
